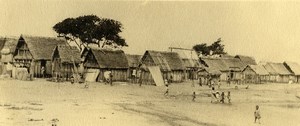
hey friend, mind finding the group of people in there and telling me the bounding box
[210,87,231,104]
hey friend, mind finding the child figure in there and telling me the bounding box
[220,92,225,103]
[192,91,196,102]
[164,83,169,96]
[211,87,216,103]
[254,105,261,124]
[227,91,231,103]
[215,91,220,102]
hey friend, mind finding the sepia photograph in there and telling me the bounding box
[0,0,300,126]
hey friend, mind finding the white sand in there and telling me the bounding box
[0,79,300,126]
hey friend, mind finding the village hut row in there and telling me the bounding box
[2,35,300,84]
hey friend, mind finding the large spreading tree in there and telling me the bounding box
[193,38,226,56]
[53,15,127,51]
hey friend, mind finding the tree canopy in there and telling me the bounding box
[193,38,226,56]
[53,15,127,51]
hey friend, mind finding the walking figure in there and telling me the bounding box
[254,105,261,124]
[220,92,225,103]
[227,91,231,103]
[211,87,216,103]
[192,91,196,102]
[109,72,113,86]
[164,84,169,96]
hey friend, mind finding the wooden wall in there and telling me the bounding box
[97,69,128,82]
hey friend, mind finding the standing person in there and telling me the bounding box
[217,80,221,89]
[164,83,169,96]
[211,87,216,103]
[104,71,110,85]
[227,91,231,103]
[227,75,231,87]
[220,92,225,103]
[192,91,196,102]
[254,105,261,124]
[109,71,113,86]
[41,66,45,78]
[199,77,202,87]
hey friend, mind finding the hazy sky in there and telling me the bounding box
[1,0,300,63]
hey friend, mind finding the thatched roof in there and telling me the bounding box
[246,65,269,75]
[16,36,67,60]
[90,49,129,69]
[264,62,292,75]
[198,67,222,76]
[53,45,81,64]
[0,37,18,54]
[126,54,142,68]
[235,55,257,65]
[283,61,300,75]
[200,57,245,72]
[0,38,6,51]
[141,50,185,71]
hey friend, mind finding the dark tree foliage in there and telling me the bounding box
[53,15,127,51]
[193,38,226,56]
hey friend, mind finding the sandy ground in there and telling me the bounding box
[0,79,300,126]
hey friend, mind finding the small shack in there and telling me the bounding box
[243,65,270,84]
[283,61,300,83]
[264,62,293,83]
[198,68,221,85]
[12,35,66,78]
[83,48,129,82]
[139,50,185,85]
[170,48,200,80]
[200,57,245,83]
[126,54,142,83]
[52,45,81,81]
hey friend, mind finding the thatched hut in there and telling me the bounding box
[12,35,66,78]
[126,54,142,83]
[263,62,293,83]
[139,50,185,85]
[170,49,200,80]
[197,68,221,85]
[83,48,129,82]
[200,57,245,83]
[0,37,18,76]
[283,61,300,83]
[52,45,81,81]
[242,65,270,84]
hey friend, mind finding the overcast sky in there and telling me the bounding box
[1,0,300,63]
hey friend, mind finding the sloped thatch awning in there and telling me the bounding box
[283,61,300,75]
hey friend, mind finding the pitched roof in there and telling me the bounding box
[198,67,222,75]
[283,61,300,75]
[16,36,67,60]
[144,50,185,71]
[0,37,18,54]
[248,65,269,75]
[235,55,257,65]
[201,57,245,72]
[126,54,142,68]
[91,49,129,69]
[264,62,292,75]
[53,45,81,63]
[0,38,6,51]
